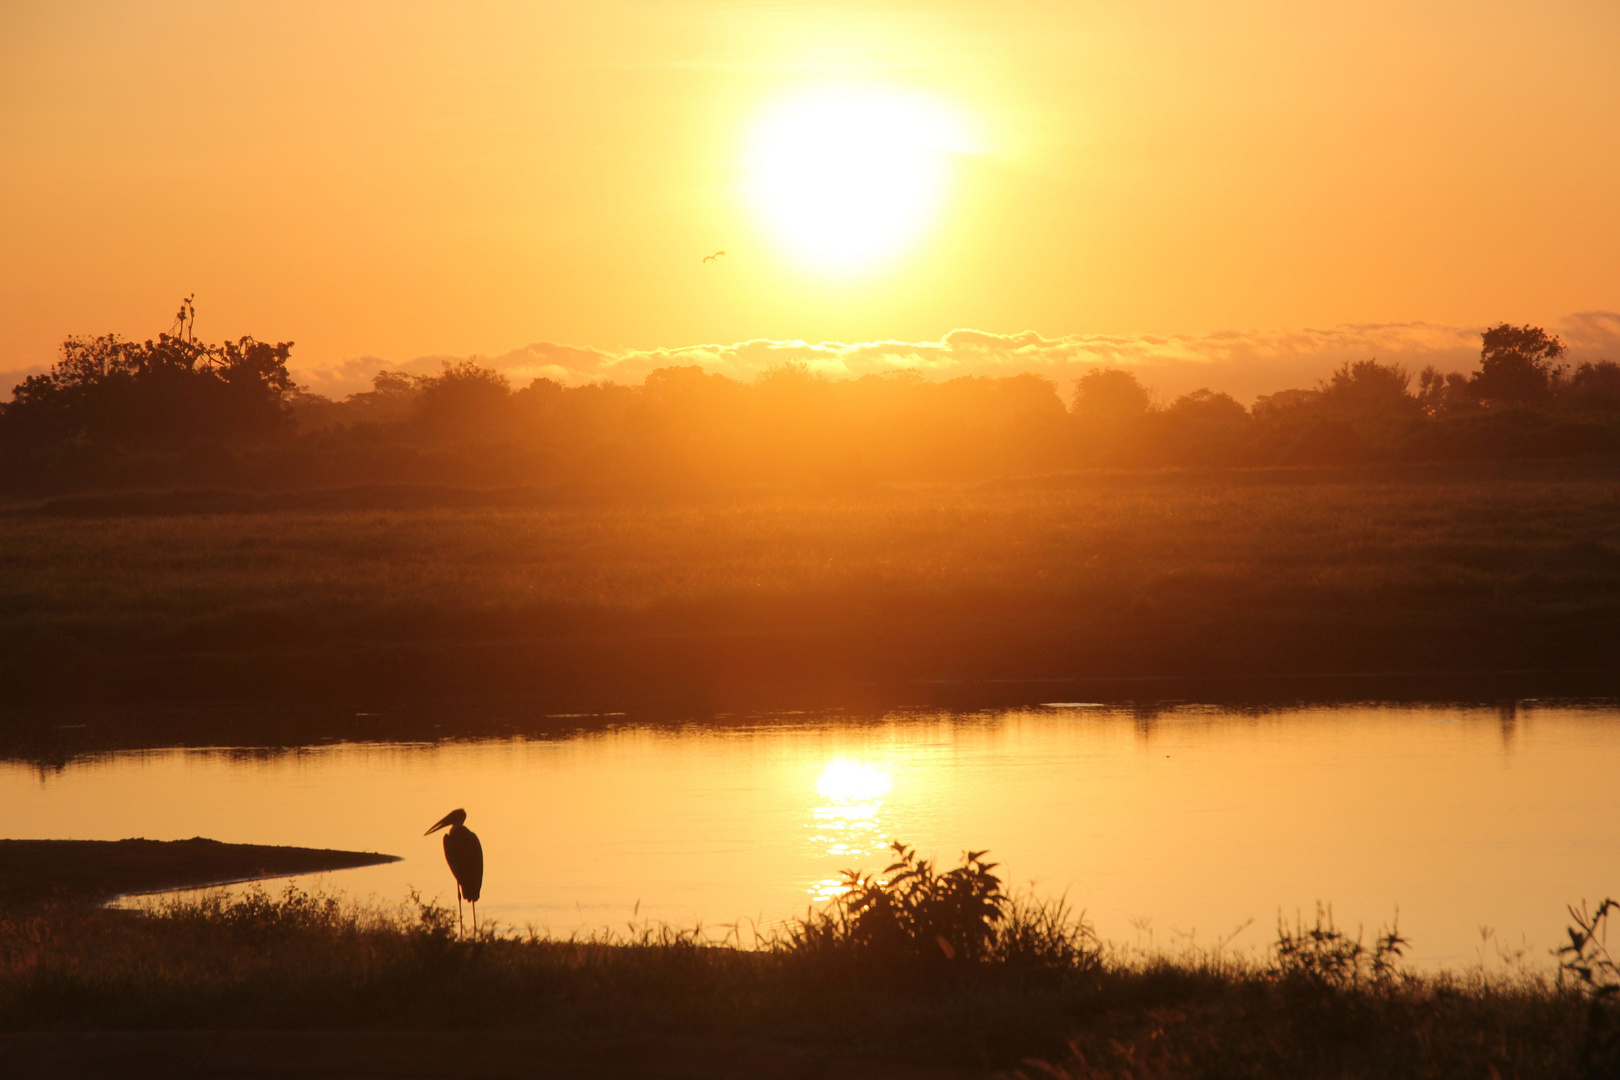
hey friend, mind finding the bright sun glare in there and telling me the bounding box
[815,758,892,804]
[745,86,970,274]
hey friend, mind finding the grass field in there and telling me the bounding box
[0,881,1610,1079]
[4,459,1620,712]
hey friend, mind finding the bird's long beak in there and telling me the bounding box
[424,812,456,836]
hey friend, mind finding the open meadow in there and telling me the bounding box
[3,460,1619,717]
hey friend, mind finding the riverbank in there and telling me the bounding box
[3,461,1619,717]
[0,838,400,906]
[0,882,1607,1079]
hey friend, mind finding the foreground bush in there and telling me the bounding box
[782,841,1098,986]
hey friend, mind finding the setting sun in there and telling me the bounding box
[744,86,971,274]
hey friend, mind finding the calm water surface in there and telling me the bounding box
[5,703,1618,966]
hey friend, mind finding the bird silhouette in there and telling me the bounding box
[425,808,484,934]
[702,250,726,263]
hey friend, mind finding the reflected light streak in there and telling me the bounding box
[806,758,893,902]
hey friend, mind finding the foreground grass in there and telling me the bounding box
[0,881,1614,1078]
[4,460,1620,707]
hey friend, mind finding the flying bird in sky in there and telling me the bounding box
[702,250,726,263]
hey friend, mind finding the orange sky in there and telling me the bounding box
[3,0,1618,398]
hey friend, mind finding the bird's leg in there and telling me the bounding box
[472,902,478,935]
[457,891,464,937]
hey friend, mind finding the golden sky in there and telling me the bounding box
[3,0,1618,397]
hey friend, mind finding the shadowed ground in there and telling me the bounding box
[0,838,399,906]
[0,1031,972,1079]
[0,854,1602,1078]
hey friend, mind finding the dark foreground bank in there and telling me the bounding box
[3,852,1616,1080]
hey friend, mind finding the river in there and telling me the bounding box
[5,701,1617,967]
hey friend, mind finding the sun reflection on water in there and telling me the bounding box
[807,758,892,902]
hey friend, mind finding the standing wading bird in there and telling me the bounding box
[425,808,483,934]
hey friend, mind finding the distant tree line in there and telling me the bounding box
[1073,323,1620,467]
[3,306,1618,495]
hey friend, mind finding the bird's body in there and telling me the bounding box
[703,250,726,263]
[441,824,483,903]
[425,808,484,933]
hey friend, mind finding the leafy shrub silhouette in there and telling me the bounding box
[839,841,1004,963]
[1560,898,1620,997]
[1272,903,1407,988]
[1559,898,1620,1079]
[780,840,1098,983]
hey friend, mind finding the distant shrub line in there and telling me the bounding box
[3,305,1619,494]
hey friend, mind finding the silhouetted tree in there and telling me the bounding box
[350,371,424,425]
[1157,388,1251,464]
[1071,368,1151,421]
[1064,368,1153,465]
[1251,388,1320,422]
[1165,388,1247,425]
[1564,361,1620,412]
[1416,366,1474,416]
[1317,359,1419,418]
[413,360,513,435]
[1251,363,1415,463]
[1473,323,1566,404]
[1,304,296,449]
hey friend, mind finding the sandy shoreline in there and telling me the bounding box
[0,837,399,906]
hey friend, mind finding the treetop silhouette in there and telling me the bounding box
[3,302,295,449]
[3,307,1618,493]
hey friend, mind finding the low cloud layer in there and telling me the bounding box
[290,312,1620,405]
